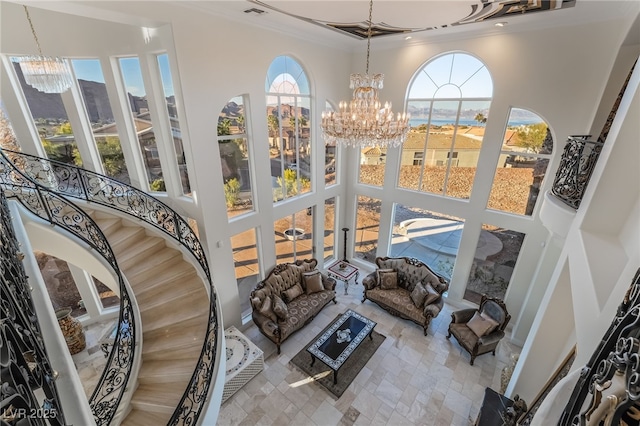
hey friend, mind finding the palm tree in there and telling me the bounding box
[267,114,279,137]
[474,113,487,126]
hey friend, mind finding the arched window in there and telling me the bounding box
[265,56,312,202]
[401,52,493,199]
[487,108,553,216]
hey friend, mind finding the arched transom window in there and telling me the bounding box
[401,52,493,199]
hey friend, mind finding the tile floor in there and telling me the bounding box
[72,317,117,398]
[218,278,522,426]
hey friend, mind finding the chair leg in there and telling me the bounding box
[492,350,496,356]
[446,331,451,339]
[277,344,281,355]
[470,356,475,366]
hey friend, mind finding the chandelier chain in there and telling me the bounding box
[365,0,373,75]
[23,6,44,57]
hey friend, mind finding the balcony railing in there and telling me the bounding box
[0,154,135,425]
[550,135,604,209]
[1,149,220,425]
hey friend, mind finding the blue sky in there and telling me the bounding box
[71,54,174,97]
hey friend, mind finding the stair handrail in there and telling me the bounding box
[0,152,136,425]
[1,149,220,425]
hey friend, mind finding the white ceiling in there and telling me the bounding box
[8,0,640,50]
[173,0,640,49]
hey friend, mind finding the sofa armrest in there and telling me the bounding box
[362,272,378,290]
[321,273,337,291]
[252,311,280,339]
[478,330,505,347]
[450,308,476,324]
[424,297,444,318]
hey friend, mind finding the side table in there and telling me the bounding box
[222,326,264,403]
[327,261,359,295]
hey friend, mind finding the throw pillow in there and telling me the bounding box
[272,294,288,322]
[467,311,499,337]
[480,311,500,334]
[410,282,429,308]
[258,296,278,323]
[281,283,303,303]
[378,269,398,290]
[423,283,441,306]
[303,270,324,294]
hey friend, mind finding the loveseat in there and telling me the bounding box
[250,258,336,354]
[362,256,449,335]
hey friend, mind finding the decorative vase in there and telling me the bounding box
[55,308,86,355]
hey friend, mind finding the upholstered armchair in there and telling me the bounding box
[447,295,510,365]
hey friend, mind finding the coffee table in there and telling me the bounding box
[327,261,359,295]
[307,309,376,384]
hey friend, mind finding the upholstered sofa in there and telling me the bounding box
[250,258,336,354]
[362,256,449,335]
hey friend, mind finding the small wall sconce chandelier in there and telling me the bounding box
[16,6,73,94]
[320,0,410,148]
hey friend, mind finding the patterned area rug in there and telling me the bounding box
[289,316,386,398]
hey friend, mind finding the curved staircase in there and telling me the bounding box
[1,150,221,425]
[88,210,211,424]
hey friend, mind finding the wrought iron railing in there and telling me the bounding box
[560,268,640,425]
[1,188,68,426]
[550,135,604,209]
[0,154,135,425]
[1,149,220,425]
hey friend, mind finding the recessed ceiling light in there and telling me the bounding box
[495,22,508,27]
[404,36,412,40]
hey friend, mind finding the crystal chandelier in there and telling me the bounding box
[321,0,410,148]
[17,6,73,94]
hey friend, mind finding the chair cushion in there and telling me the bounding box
[282,283,303,303]
[467,311,499,337]
[272,294,288,321]
[258,295,278,323]
[378,269,398,290]
[303,270,324,294]
[410,282,429,308]
[424,283,440,305]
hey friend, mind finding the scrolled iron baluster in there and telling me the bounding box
[551,136,604,209]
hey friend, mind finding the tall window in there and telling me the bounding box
[157,53,191,195]
[464,224,525,304]
[119,57,164,191]
[231,229,261,319]
[402,53,493,199]
[274,208,314,263]
[355,196,382,262]
[218,95,254,219]
[487,108,553,215]
[72,58,129,182]
[265,56,312,202]
[324,197,337,261]
[11,59,83,167]
[391,204,463,280]
[324,101,337,187]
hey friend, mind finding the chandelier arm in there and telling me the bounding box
[366,0,373,75]
[23,6,44,57]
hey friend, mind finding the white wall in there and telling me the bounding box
[507,53,640,409]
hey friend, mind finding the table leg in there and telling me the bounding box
[310,354,316,367]
[334,369,338,384]
[344,279,349,295]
